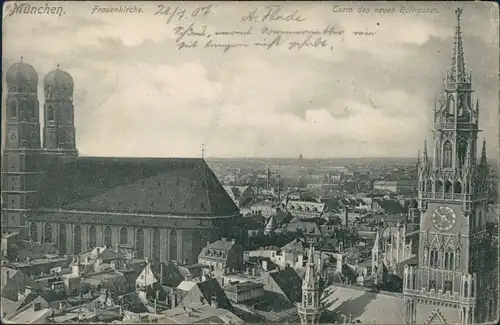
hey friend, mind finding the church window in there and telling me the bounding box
[120,227,128,244]
[454,182,462,194]
[435,181,443,194]
[104,226,112,247]
[47,105,55,121]
[449,252,454,270]
[426,181,432,192]
[444,251,450,269]
[30,222,38,242]
[44,223,52,243]
[430,249,439,268]
[443,141,453,168]
[445,181,453,194]
[455,250,460,270]
[458,140,467,168]
[444,280,453,293]
[429,279,437,290]
[464,281,468,297]
[8,100,17,118]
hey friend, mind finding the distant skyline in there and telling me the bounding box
[2,1,498,158]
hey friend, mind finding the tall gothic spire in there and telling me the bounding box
[423,140,429,164]
[451,8,466,82]
[304,244,317,287]
[480,139,487,165]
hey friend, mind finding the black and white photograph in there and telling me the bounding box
[1,1,498,324]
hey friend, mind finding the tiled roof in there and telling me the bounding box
[373,199,406,215]
[281,238,305,254]
[152,261,184,288]
[322,284,459,324]
[37,158,239,217]
[195,278,232,310]
[206,239,235,251]
[269,267,302,303]
[9,241,59,261]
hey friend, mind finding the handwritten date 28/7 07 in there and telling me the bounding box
[155,4,213,24]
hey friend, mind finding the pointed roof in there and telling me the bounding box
[480,139,487,165]
[450,8,467,83]
[265,215,278,232]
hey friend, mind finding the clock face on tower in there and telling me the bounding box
[432,206,457,232]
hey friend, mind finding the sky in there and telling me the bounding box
[2,1,499,159]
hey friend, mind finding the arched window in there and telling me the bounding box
[44,224,52,243]
[88,225,97,249]
[30,223,38,242]
[73,225,82,254]
[464,280,468,297]
[120,227,128,244]
[454,182,462,194]
[152,229,161,264]
[169,230,178,262]
[444,251,450,269]
[135,228,144,258]
[430,249,439,268]
[458,140,467,168]
[443,141,453,168]
[449,252,455,270]
[8,100,17,118]
[47,105,55,121]
[426,181,432,192]
[104,226,112,248]
[445,181,453,194]
[435,181,443,194]
[59,224,67,254]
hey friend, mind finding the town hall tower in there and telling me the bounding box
[403,8,497,325]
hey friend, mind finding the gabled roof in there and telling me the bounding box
[281,238,305,254]
[37,158,239,217]
[268,267,302,302]
[193,278,232,310]
[152,261,184,288]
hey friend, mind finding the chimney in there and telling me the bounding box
[33,302,41,311]
[160,263,164,285]
[115,242,120,253]
[171,291,178,308]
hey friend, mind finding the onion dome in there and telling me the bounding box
[44,65,74,99]
[5,57,38,92]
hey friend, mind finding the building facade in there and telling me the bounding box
[403,9,497,325]
[1,61,244,265]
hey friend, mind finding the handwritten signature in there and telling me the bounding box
[242,5,306,23]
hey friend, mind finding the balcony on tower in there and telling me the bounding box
[444,70,472,92]
[403,265,477,306]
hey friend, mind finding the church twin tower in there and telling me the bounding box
[2,60,78,231]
